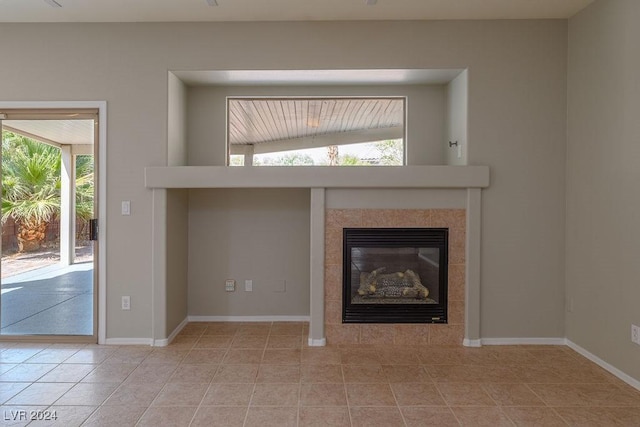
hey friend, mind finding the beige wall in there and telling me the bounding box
[167,73,187,167]
[165,78,189,336]
[165,189,189,335]
[567,0,640,381]
[186,84,445,167]
[188,188,311,316]
[446,70,468,165]
[0,20,567,340]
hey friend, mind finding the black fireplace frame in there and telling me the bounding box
[342,228,448,324]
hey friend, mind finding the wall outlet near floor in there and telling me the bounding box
[245,280,253,292]
[632,324,640,345]
[225,279,235,292]
[121,296,131,310]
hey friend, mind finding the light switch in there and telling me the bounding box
[121,200,131,215]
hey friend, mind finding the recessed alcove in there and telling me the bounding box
[171,68,468,167]
[149,69,482,346]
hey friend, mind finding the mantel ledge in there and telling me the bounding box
[144,165,489,189]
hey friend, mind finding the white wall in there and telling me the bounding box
[446,70,468,165]
[567,0,640,381]
[0,20,567,340]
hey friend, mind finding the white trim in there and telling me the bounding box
[105,338,153,346]
[188,315,310,322]
[159,317,189,347]
[97,103,107,345]
[309,188,326,345]
[465,188,482,345]
[463,338,482,347]
[0,100,107,345]
[566,340,640,392]
[481,337,567,346]
[151,189,167,345]
[308,338,326,347]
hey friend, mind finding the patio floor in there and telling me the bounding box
[1,262,93,336]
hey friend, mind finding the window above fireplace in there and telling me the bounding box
[227,97,405,167]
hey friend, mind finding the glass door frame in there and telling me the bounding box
[0,103,106,344]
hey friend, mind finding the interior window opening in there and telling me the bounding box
[227,97,406,166]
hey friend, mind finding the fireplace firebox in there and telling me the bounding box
[343,228,448,324]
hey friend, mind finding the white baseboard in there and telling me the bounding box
[188,315,310,322]
[153,317,189,347]
[308,338,326,347]
[104,338,153,346]
[566,339,640,392]
[463,338,482,347]
[481,337,567,346]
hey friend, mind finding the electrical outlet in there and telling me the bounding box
[225,279,235,292]
[632,325,640,345]
[122,296,131,310]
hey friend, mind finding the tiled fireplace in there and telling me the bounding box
[324,208,466,345]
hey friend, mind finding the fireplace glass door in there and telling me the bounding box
[343,228,448,323]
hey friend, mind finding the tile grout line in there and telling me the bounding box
[186,327,210,427]
[432,380,461,426]
[478,382,517,427]
[240,321,269,427]
[341,363,355,427]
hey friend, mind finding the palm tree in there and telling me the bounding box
[1,132,94,252]
[2,133,61,251]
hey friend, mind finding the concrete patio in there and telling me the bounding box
[1,262,93,336]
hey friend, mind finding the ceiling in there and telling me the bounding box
[2,120,94,146]
[174,69,462,86]
[0,0,594,23]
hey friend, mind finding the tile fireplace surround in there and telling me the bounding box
[324,208,466,346]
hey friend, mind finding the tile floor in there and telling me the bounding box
[1,322,640,426]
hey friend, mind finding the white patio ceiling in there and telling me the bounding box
[2,119,94,146]
[228,97,404,154]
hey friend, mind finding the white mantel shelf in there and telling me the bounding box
[144,165,490,189]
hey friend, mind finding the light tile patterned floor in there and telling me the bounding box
[1,322,640,426]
